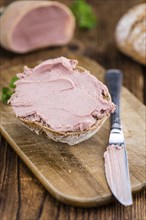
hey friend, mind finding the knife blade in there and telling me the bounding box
[104,69,133,206]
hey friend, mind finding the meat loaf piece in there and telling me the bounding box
[0,1,75,53]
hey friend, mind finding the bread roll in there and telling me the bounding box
[115,3,146,65]
[8,57,115,145]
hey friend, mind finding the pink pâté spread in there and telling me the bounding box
[9,57,115,132]
[104,145,133,205]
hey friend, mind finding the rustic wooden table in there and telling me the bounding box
[0,0,146,220]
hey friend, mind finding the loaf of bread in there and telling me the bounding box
[0,1,75,53]
[8,57,115,145]
[115,3,146,65]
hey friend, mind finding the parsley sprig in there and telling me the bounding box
[70,0,97,29]
[1,76,18,104]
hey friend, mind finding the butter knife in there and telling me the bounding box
[104,69,133,206]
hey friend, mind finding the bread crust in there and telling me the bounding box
[19,114,109,145]
[115,3,146,65]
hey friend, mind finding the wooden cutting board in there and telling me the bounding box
[1,53,145,207]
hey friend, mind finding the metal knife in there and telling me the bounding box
[104,69,133,206]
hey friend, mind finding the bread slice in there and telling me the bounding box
[9,58,115,145]
[14,65,112,145]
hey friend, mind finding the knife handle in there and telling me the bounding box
[105,69,123,129]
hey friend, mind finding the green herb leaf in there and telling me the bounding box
[70,0,97,29]
[1,75,18,104]
[9,75,18,88]
[1,87,14,104]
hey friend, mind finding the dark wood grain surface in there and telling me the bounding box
[0,0,146,220]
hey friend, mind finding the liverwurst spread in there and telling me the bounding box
[9,57,115,132]
[104,145,133,205]
[11,4,74,53]
[0,1,75,53]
